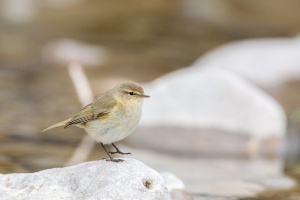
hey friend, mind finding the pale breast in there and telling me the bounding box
[84,102,142,144]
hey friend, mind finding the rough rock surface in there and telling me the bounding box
[0,159,171,200]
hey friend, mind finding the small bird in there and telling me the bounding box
[43,81,150,162]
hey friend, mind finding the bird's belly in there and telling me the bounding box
[84,109,141,144]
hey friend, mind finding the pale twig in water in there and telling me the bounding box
[65,62,95,166]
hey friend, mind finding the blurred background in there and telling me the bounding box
[2,0,300,199]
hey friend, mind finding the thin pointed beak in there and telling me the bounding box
[140,94,150,98]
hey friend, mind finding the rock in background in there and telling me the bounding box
[127,67,286,157]
[192,36,300,112]
[188,36,300,163]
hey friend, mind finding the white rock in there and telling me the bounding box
[161,172,185,191]
[140,67,285,140]
[192,36,300,90]
[0,159,171,200]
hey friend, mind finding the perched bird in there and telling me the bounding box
[43,81,150,162]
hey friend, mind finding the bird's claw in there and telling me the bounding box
[109,151,132,155]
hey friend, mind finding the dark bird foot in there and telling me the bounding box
[109,143,132,155]
[99,142,127,162]
[109,150,132,155]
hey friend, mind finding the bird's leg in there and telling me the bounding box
[100,143,124,162]
[109,143,132,155]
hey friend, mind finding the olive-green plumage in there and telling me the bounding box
[43,81,150,162]
[65,92,117,128]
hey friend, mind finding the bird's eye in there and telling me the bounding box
[129,92,134,95]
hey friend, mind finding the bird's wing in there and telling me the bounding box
[64,93,117,128]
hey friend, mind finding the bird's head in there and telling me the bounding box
[115,81,150,103]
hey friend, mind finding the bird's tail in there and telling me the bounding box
[42,118,72,132]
